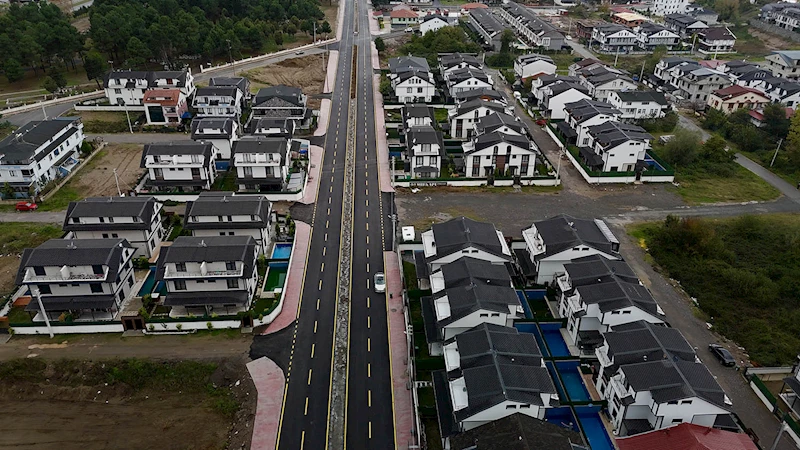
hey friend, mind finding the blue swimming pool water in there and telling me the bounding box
[556,361,591,402]
[545,407,579,433]
[524,289,547,300]
[516,291,533,318]
[576,406,615,450]
[540,322,572,357]
[643,153,666,171]
[138,268,157,296]
[271,243,292,259]
[546,362,567,400]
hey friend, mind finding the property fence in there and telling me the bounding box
[750,19,800,44]
[393,175,559,188]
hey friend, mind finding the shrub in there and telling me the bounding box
[207,321,214,330]
[176,324,183,331]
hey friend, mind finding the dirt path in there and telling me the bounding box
[0,332,253,361]
[72,144,144,196]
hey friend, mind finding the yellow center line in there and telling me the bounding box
[368,389,372,407]
[326,220,329,228]
[366,210,369,219]
[323,247,326,256]
[368,422,372,439]
[305,397,309,415]
[327,207,330,215]
[366,223,369,231]
[321,262,325,272]
[366,236,369,244]
[366,263,370,272]
[368,338,371,352]
[314,321,318,333]
[367,297,370,308]
[366,248,369,258]
[308,369,313,385]
[317,298,320,310]
[318,280,323,290]
[325,233,328,241]
[368,363,371,377]
[368,316,371,329]
[301,431,306,449]
[329,186,332,193]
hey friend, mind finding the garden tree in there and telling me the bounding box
[567,4,590,19]
[786,108,800,167]
[400,26,481,66]
[42,76,60,94]
[699,135,733,163]
[379,76,393,98]
[663,127,701,167]
[762,102,791,142]
[125,36,151,69]
[2,182,15,200]
[2,58,24,83]
[500,29,515,54]
[320,20,332,34]
[643,45,667,76]
[48,69,67,90]
[83,52,107,89]
[703,107,728,131]
[284,22,298,35]
[301,18,315,36]
[374,37,386,53]
[274,31,284,46]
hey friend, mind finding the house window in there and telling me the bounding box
[519,404,530,409]
[479,313,489,317]
[668,400,679,405]
[226,261,236,271]
[672,419,683,424]
[112,234,118,238]
[37,284,51,295]
[114,89,122,94]
[174,280,187,291]
[90,283,103,293]
[102,234,109,238]
[92,265,104,275]
[176,263,187,272]
[128,277,134,288]
[505,405,517,409]
[227,279,239,289]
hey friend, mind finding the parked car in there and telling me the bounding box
[535,119,547,127]
[295,50,305,55]
[15,201,38,212]
[405,27,413,32]
[709,344,736,367]
[374,272,386,293]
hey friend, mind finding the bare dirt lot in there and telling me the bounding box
[0,356,255,450]
[242,54,326,109]
[73,143,144,196]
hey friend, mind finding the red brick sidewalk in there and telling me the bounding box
[372,73,394,194]
[246,357,286,450]
[384,251,416,448]
[300,145,323,205]
[262,220,311,335]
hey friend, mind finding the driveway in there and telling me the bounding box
[567,40,595,59]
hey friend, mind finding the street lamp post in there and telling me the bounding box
[226,39,235,76]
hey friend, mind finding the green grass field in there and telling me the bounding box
[670,165,781,205]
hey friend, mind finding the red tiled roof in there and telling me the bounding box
[391,9,418,18]
[617,424,758,450]
[143,89,182,106]
[712,85,768,101]
[699,60,727,69]
[373,10,382,16]
[749,107,794,122]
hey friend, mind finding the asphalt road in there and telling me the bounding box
[344,3,394,448]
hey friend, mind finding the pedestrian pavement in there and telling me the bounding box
[246,356,286,450]
[299,145,324,205]
[262,221,311,335]
[384,251,415,449]
[88,133,191,144]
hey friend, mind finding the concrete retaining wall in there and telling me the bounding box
[74,104,145,112]
[2,90,104,116]
[12,323,125,335]
[199,39,336,73]
[564,144,675,184]
[750,19,800,43]
[393,177,559,187]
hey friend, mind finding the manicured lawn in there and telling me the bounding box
[434,108,448,124]
[7,306,32,324]
[212,170,237,191]
[252,297,278,317]
[629,214,800,366]
[669,165,780,205]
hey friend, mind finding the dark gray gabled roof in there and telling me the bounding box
[455,361,557,422]
[191,117,236,139]
[575,276,662,316]
[435,283,521,325]
[184,193,271,229]
[232,136,288,160]
[613,90,668,105]
[194,86,238,99]
[604,320,696,374]
[155,235,258,280]
[454,88,506,104]
[587,121,652,149]
[252,117,295,137]
[389,56,430,74]
[475,112,525,135]
[449,412,587,450]
[564,99,621,124]
[472,131,531,153]
[549,82,589,97]
[16,238,133,284]
[407,126,444,156]
[396,68,433,84]
[620,358,730,410]
[531,214,618,259]
[440,53,483,70]
[448,67,490,84]
[455,99,506,117]
[422,14,447,23]
[430,217,509,260]
[438,258,512,289]
[63,196,159,231]
[453,323,543,373]
[402,104,435,123]
[209,76,249,93]
[253,85,304,107]
[0,118,81,165]
[516,53,555,65]
[564,254,638,285]
[140,141,213,168]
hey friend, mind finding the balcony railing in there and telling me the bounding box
[25,267,108,283]
[164,267,243,278]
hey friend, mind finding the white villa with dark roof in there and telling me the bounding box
[462,131,538,178]
[607,91,669,121]
[595,321,733,436]
[556,255,666,350]
[561,99,622,147]
[140,141,217,192]
[16,238,137,321]
[183,192,272,253]
[541,81,591,120]
[514,54,557,81]
[192,86,243,118]
[392,69,436,103]
[155,235,259,316]
[0,117,84,198]
[433,323,558,445]
[473,112,524,137]
[103,69,196,107]
[439,53,483,78]
[449,99,511,139]
[209,77,251,101]
[445,67,493,97]
[231,136,291,192]
[407,125,444,179]
[63,196,165,258]
[579,121,653,173]
[421,216,512,273]
[402,104,436,130]
[521,214,620,285]
[251,85,310,127]
[190,117,239,169]
[764,51,800,80]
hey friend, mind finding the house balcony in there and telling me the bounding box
[596,345,612,367]
[556,274,571,293]
[147,159,205,167]
[609,376,633,403]
[24,266,108,283]
[164,265,243,279]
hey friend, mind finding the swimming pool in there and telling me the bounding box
[576,406,615,450]
[265,262,289,291]
[540,322,572,357]
[545,407,579,432]
[516,291,533,318]
[643,153,666,171]
[271,243,292,259]
[138,268,157,297]
[556,361,591,402]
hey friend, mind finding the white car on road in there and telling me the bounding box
[374,272,386,293]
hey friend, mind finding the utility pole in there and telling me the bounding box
[42,104,48,120]
[226,39,235,76]
[33,288,54,338]
[391,156,396,187]
[125,109,133,134]
[639,59,646,82]
[313,21,317,44]
[770,138,783,167]
[113,168,123,196]
[769,421,789,450]
[322,48,328,92]
[614,45,621,67]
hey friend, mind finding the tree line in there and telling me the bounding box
[90,0,329,70]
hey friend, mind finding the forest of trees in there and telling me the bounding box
[0,0,330,83]
[89,0,328,70]
[0,3,85,83]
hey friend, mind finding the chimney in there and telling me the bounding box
[66,241,77,250]
[199,240,207,247]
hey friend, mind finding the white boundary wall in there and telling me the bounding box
[564,143,675,184]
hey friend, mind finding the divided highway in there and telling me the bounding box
[275,0,395,447]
